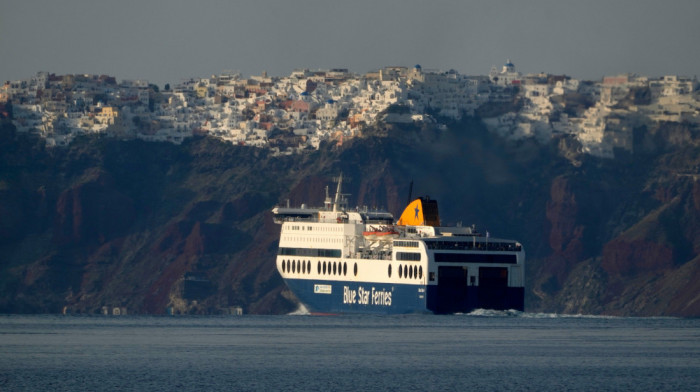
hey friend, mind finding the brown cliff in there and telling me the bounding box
[1,119,700,316]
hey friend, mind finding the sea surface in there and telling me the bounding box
[0,311,698,391]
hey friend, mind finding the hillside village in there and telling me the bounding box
[1,61,698,158]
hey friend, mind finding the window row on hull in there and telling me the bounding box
[281,259,351,277]
[279,247,342,258]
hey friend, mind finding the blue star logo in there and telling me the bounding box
[414,206,420,218]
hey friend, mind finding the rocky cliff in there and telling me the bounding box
[1,118,699,316]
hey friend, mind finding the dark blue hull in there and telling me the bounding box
[284,278,524,314]
[284,278,427,314]
[426,286,524,314]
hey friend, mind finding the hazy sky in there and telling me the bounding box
[2,0,699,86]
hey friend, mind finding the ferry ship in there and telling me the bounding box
[273,176,525,314]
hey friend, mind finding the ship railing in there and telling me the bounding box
[276,216,319,223]
[425,241,522,252]
[353,249,393,260]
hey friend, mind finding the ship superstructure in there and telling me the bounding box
[273,176,524,314]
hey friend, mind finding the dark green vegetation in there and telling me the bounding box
[1,118,699,316]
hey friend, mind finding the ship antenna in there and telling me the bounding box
[333,173,343,212]
[324,185,331,210]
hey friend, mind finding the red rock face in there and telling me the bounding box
[546,176,580,253]
[601,239,674,276]
[545,176,585,280]
[143,221,201,314]
[53,171,135,246]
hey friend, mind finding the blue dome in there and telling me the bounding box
[414,64,422,69]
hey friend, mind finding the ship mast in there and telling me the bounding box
[324,185,331,210]
[333,173,343,212]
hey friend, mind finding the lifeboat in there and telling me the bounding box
[363,225,399,240]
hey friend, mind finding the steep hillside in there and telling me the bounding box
[1,119,699,316]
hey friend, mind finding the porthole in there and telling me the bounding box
[413,265,417,279]
[399,264,403,278]
[354,263,358,276]
[323,261,327,275]
[419,266,423,279]
[409,265,413,278]
[343,262,347,276]
[282,260,286,273]
[292,260,296,273]
[317,261,321,274]
[388,264,392,278]
[302,260,306,274]
[333,262,337,275]
[307,261,311,274]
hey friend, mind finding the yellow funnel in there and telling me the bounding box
[397,197,440,226]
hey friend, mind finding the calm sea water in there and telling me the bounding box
[0,311,698,391]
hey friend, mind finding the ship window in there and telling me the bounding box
[292,260,296,273]
[413,265,417,279]
[419,266,423,279]
[317,261,321,274]
[394,240,419,248]
[399,265,403,278]
[354,263,358,276]
[323,261,327,275]
[278,248,341,258]
[333,262,337,275]
[434,253,517,264]
[307,261,311,274]
[388,264,392,278]
[343,262,347,276]
[302,260,306,274]
[282,260,286,273]
[396,252,421,261]
[409,265,413,278]
[425,240,522,252]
